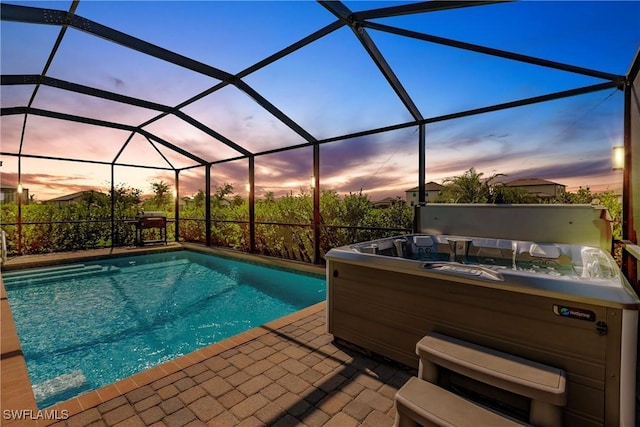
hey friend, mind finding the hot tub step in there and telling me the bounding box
[395,377,530,426]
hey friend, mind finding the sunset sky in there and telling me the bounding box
[1,0,639,202]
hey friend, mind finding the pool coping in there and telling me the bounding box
[0,244,327,426]
[0,243,326,278]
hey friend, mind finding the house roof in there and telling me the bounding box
[45,190,102,203]
[373,196,402,205]
[0,185,28,191]
[406,182,445,192]
[504,178,565,187]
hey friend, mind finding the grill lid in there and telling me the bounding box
[135,211,166,219]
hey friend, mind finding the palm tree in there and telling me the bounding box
[438,168,532,204]
[150,180,171,209]
[440,168,493,203]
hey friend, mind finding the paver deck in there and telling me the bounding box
[1,246,416,427]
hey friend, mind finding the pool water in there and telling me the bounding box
[2,251,326,408]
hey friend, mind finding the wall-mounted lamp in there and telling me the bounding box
[612,146,624,170]
[310,176,316,189]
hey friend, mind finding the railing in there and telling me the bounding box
[1,230,7,264]
[2,216,411,259]
[179,217,412,263]
[618,239,640,294]
[4,217,635,283]
[3,216,637,287]
[0,219,177,256]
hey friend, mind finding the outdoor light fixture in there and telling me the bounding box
[245,183,251,193]
[310,176,316,189]
[172,189,178,199]
[17,183,23,194]
[612,146,624,170]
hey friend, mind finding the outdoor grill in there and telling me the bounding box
[131,211,167,246]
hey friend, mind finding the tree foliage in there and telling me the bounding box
[436,168,530,204]
[148,180,172,210]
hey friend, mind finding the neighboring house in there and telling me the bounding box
[0,185,29,204]
[44,190,104,208]
[503,178,566,199]
[405,182,445,206]
[372,197,404,209]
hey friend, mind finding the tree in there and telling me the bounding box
[489,183,529,204]
[110,184,141,209]
[437,168,533,204]
[232,194,244,207]
[263,191,275,203]
[192,189,205,207]
[150,180,172,209]
[80,190,109,207]
[213,183,234,207]
[439,168,495,203]
[341,191,371,227]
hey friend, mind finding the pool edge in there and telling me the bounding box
[1,277,39,426]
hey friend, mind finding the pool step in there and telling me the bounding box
[33,370,90,408]
[120,258,190,273]
[2,265,121,287]
[2,263,89,279]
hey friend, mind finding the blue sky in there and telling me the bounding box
[1,1,639,201]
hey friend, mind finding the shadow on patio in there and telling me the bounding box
[44,303,416,427]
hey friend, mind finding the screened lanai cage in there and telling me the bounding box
[1,1,639,282]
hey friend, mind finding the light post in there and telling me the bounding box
[16,183,23,255]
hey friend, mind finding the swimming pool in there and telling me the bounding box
[2,250,326,408]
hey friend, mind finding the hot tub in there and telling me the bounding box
[325,204,639,427]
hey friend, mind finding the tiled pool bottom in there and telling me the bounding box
[1,245,415,427]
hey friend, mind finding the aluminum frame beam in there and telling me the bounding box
[318,1,423,121]
[2,80,619,174]
[134,20,344,149]
[2,106,208,166]
[30,76,258,159]
[0,4,232,81]
[2,74,172,112]
[1,76,252,157]
[0,151,175,171]
[2,3,316,150]
[353,0,508,20]
[213,80,621,161]
[364,22,625,83]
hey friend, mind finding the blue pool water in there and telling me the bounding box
[3,250,326,408]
